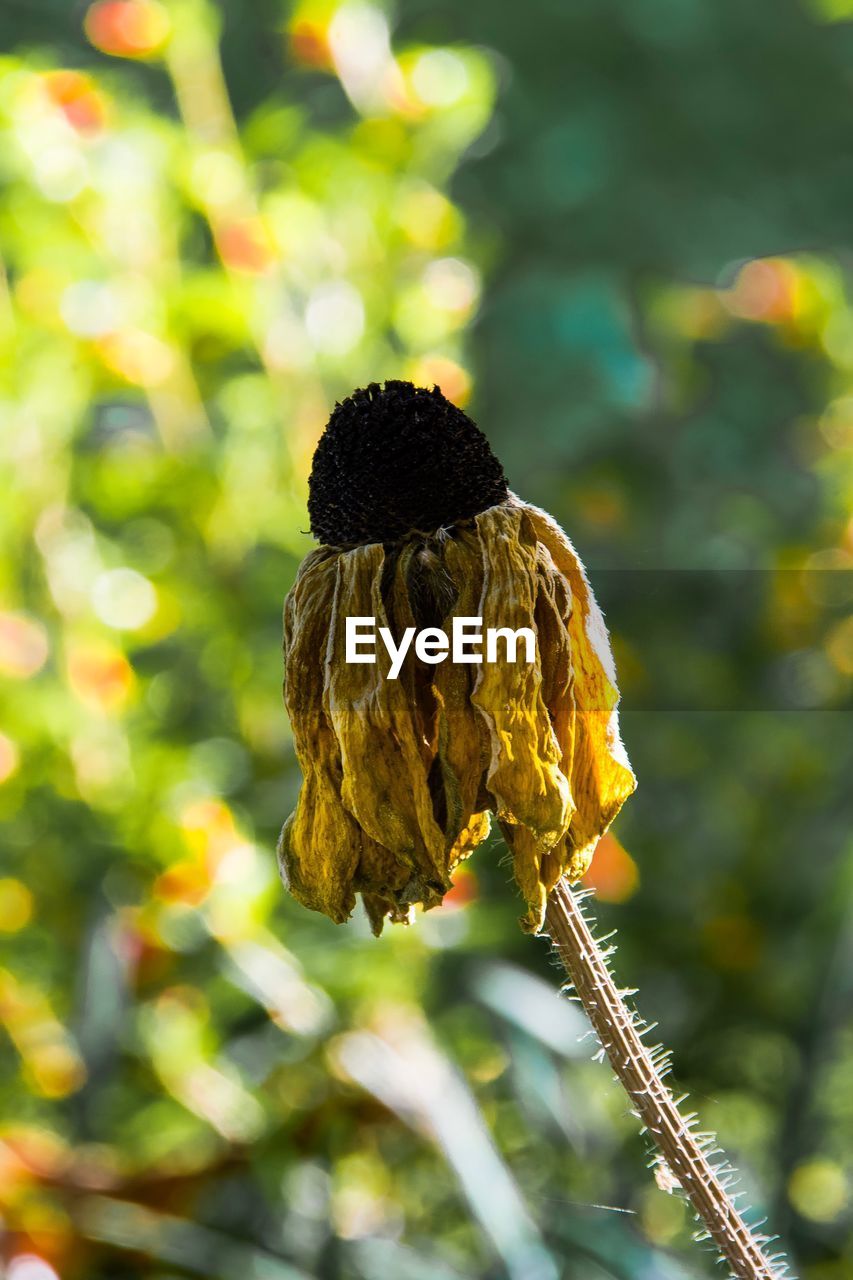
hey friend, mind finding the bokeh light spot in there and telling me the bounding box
[583,833,639,903]
[216,218,275,274]
[7,1256,61,1280]
[33,147,89,203]
[423,257,479,314]
[305,281,365,354]
[396,185,459,250]
[0,733,20,784]
[788,1159,849,1223]
[42,71,108,135]
[92,568,157,631]
[0,613,49,679]
[98,330,174,386]
[67,641,135,713]
[191,150,243,208]
[85,0,171,59]
[722,258,799,323]
[441,865,478,911]
[290,18,333,69]
[61,280,121,338]
[407,355,471,405]
[0,880,34,932]
[819,395,853,449]
[28,1042,88,1099]
[328,3,394,114]
[411,50,469,107]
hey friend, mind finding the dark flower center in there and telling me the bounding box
[307,380,509,546]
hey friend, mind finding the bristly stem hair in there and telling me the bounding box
[545,877,791,1280]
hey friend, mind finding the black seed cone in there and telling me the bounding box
[308,380,509,546]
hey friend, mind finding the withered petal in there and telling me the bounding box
[433,529,491,853]
[521,499,637,869]
[447,809,491,869]
[280,493,635,934]
[355,834,416,936]
[498,819,548,934]
[386,540,439,769]
[279,549,360,922]
[471,505,572,846]
[324,543,450,894]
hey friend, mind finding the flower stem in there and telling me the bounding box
[544,877,789,1280]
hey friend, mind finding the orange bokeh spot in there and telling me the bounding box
[180,797,234,833]
[154,859,211,906]
[0,1126,70,1184]
[583,833,639,904]
[67,642,134,713]
[289,20,332,69]
[215,219,275,275]
[85,0,171,59]
[97,330,174,387]
[724,259,800,324]
[42,70,108,135]
[178,798,243,876]
[442,864,478,911]
[408,356,471,407]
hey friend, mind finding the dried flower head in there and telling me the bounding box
[279,380,635,934]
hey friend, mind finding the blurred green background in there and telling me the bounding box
[1,1,852,1277]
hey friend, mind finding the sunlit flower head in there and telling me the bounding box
[279,381,635,933]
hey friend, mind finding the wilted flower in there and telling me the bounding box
[279,381,635,934]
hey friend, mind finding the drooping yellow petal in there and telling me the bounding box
[497,820,546,932]
[533,533,575,784]
[280,494,635,935]
[471,505,571,847]
[522,500,637,871]
[278,548,360,923]
[446,810,491,868]
[386,540,439,771]
[324,543,450,896]
[355,835,418,936]
[433,529,491,857]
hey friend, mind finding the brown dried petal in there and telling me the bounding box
[446,809,491,871]
[278,549,360,922]
[433,529,491,855]
[471,505,571,846]
[532,533,575,784]
[498,819,548,934]
[355,835,417,936]
[280,494,635,935]
[324,543,450,895]
[386,541,439,770]
[522,500,637,868]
